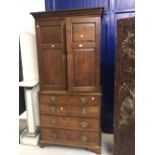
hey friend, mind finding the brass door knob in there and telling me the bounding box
[51,44,55,48]
[78,44,83,48]
[60,107,64,111]
[91,97,95,100]
[68,55,71,59]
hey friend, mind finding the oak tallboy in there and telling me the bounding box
[31,8,103,154]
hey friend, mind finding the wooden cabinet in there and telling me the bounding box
[114,17,135,155]
[31,8,103,154]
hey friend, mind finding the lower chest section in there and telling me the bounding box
[38,92,101,149]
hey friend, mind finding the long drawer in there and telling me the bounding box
[40,103,99,118]
[40,115,99,131]
[40,128,100,146]
[39,94,100,105]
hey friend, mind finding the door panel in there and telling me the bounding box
[73,49,95,87]
[39,50,67,90]
[66,17,100,92]
[40,25,62,44]
[37,20,65,46]
[36,19,67,90]
[72,23,96,42]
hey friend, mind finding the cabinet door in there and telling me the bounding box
[66,17,101,92]
[114,17,135,155]
[36,20,67,90]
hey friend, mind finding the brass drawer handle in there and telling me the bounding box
[50,106,56,112]
[80,122,89,128]
[51,120,57,126]
[81,107,87,114]
[50,133,57,139]
[80,97,88,103]
[50,96,56,112]
[80,135,89,142]
[50,96,55,103]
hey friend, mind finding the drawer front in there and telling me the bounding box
[40,115,99,131]
[40,128,100,146]
[40,103,100,118]
[39,94,100,105]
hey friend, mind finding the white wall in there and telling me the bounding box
[19,0,45,81]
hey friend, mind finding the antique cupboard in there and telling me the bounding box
[31,8,103,154]
[114,17,135,155]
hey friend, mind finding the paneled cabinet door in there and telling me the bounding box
[36,20,67,90]
[66,17,101,92]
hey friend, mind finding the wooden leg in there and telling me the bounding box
[87,146,101,154]
[39,142,45,148]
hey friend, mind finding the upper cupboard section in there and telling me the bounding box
[31,8,103,92]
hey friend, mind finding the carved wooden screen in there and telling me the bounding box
[114,17,135,155]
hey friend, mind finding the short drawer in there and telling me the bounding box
[39,103,100,118]
[39,94,100,105]
[40,128,100,146]
[40,115,99,131]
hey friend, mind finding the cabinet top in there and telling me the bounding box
[30,7,104,19]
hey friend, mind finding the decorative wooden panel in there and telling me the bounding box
[37,20,65,46]
[73,49,95,86]
[114,17,135,155]
[40,25,62,44]
[39,50,67,90]
[72,23,96,42]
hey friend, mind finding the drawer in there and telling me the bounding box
[40,103,100,118]
[40,115,99,131]
[40,128,100,146]
[39,94,100,105]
